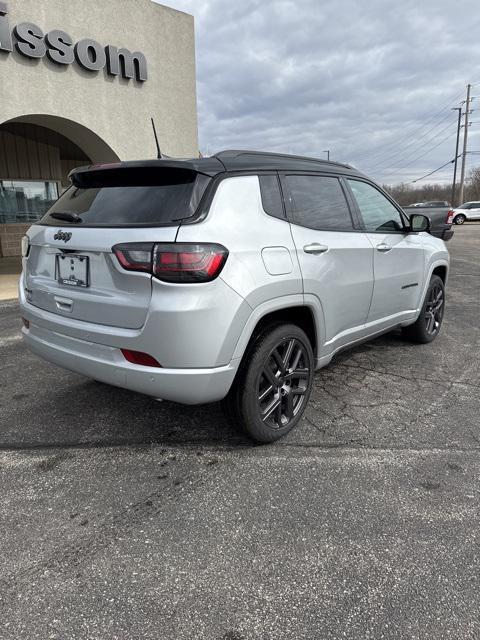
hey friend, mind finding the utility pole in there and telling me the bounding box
[451,107,462,207]
[458,84,472,206]
[323,150,330,161]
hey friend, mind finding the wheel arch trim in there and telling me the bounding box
[416,259,449,319]
[231,294,325,361]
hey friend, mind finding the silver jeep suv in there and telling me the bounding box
[20,150,449,442]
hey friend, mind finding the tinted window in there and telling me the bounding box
[348,180,405,232]
[259,175,284,219]
[285,175,353,230]
[41,167,210,227]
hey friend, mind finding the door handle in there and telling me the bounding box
[376,243,392,253]
[303,243,328,255]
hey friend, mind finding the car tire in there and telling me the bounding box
[222,323,314,443]
[454,214,466,225]
[402,275,445,344]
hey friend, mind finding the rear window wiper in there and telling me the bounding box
[49,212,83,224]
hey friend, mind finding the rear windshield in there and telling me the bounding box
[40,167,210,227]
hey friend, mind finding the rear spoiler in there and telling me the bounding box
[69,157,225,185]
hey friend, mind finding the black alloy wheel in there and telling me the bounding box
[257,337,311,430]
[402,274,445,344]
[223,323,315,443]
[424,281,444,336]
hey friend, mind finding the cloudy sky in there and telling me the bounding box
[161,0,480,185]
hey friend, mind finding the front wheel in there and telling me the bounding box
[454,214,466,225]
[402,275,445,344]
[223,323,314,443]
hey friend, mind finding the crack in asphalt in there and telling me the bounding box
[338,362,480,389]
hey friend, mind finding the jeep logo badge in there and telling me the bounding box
[54,230,72,242]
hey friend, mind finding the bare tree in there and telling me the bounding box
[467,167,480,200]
[383,164,480,206]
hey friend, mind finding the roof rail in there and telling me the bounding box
[214,149,352,170]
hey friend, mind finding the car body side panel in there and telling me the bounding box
[364,231,425,322]
[289,225,374,345]
[176,175,303,308]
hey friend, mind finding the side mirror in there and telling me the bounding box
[409,213,430,233]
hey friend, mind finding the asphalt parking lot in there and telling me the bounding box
[0,225,479,639]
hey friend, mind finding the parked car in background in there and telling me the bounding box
[451,202,480,225]
[19,150,450,443]
[403,204,454,240]
[408,201,450,208]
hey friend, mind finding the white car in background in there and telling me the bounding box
[452,202,480,225]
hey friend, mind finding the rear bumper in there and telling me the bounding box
[22,322,239,404]
[19,269,251,369]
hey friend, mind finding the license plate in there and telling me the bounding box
[56,254,89,288]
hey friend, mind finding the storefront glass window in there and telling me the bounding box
[0,180,59,224]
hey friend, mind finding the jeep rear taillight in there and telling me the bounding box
[153,244,228,283]
[446,209,454,225]
[113,242,228,283]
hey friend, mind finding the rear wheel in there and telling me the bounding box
[402,275,445,344]
[454,214,466,225]
[223,323,314,443]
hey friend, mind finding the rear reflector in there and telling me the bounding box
[113,242,228,283]
[121,349,162,367]
[446,209,454,225]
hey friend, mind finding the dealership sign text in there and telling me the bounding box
[0,2,147,82]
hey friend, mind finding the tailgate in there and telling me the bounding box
[24,225,178,329]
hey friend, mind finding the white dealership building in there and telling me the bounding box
[0,0,198,255]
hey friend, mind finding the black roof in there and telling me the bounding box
[70,150,361,180]
[213,149,358,174]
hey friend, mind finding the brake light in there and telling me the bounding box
[121,349,161,367]
[446,209,454,225]
[153,244,228,282]
[113,243,228,283]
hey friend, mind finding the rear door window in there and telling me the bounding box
[41,167,210,227]
[284,175,354,231]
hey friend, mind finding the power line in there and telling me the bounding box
[387,150,479,185]
[408,156,459,183]
[362,110,458,170]
[355,88,465,166]
[371,119,457,171]
[381,127,457,177]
